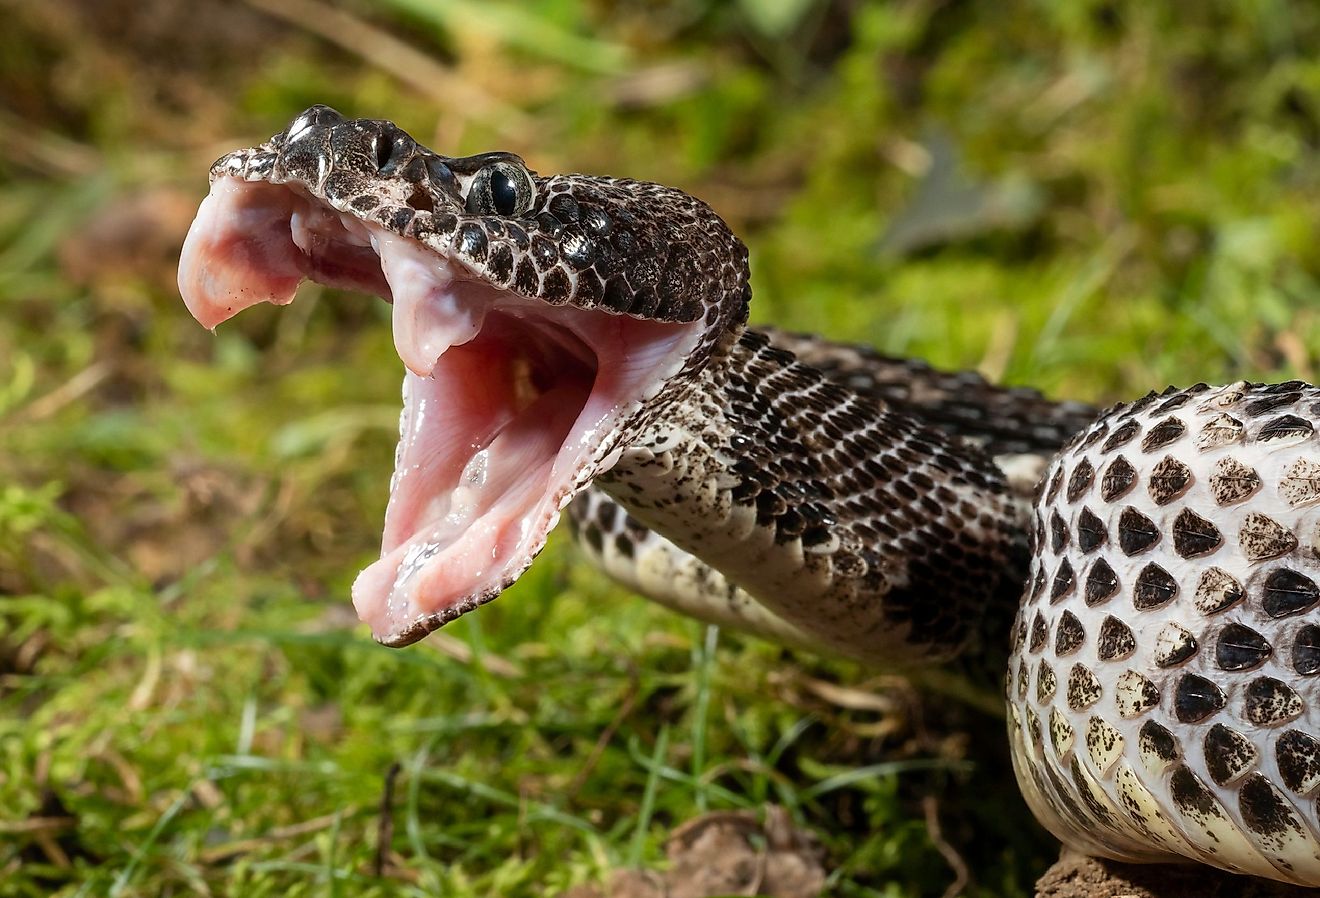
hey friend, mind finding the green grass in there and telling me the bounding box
[4,1,1320,895]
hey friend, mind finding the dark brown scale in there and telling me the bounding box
[513,258,539,295]
[1066,459,1095,502]
[1118,507,1160,556]
[1154,392,1194,414]
[530,233,559,268]
[1077,422,1108,450]
[1119,391,1159,420]
[541,267,572,303]
[1215,622,1272,671]
[1244,391,1303,417]
[547,193,580,223]
[1259,568,1320,618]
[1140,416,1186,452]
[1174,673,1226,723]
[1171,508,1222,558]
[1054,610,1085,655]
[1102,419,1141,452]
[1147,456,1192,505]
[1096,616,1136,661]
[487,243,515,283]
[1030,567,1047,601]
[1076,507,1107,552]
[1294,625,1320,675]
[1258,414,1314,443]
[1050,510,1069,553]
[1045,465,1065,504]
[1132,563,1178,610]
[1100,456,1137,501]
[1050,559,1075,602]
[1084,558,1120,606]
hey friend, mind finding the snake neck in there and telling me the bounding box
[598,328,1026,666]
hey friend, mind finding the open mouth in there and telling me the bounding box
[178,175,703,645]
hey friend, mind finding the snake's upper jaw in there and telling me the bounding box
[178,175,705,646]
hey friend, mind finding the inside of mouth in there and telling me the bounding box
[178,176,700,645]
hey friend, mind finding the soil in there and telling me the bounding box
[1037,849,1320,898]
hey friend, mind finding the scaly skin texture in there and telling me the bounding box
[185,107,1320,889]
[1011,382,1320,885]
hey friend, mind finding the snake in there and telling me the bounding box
[178,106,1320,888]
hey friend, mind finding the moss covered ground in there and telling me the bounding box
[3,2,1320,894]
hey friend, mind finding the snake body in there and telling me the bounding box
[178,107,1320,887]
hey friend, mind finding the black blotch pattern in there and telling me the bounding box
[1209,456,1260,506]
[1244,677,1303,726]
[1215,622,1271,671]
[1140,416,1186,452]
[1204,723,1256,786]
[1293,624,1320,676]
[1194,567,1244,615]
[1147,456,1192,505]
[1172,508,1222,558]
[1260,568,1320,618]
[1050,559,1075,603]
[1076,507,1107,553]
[1096,616,1136,661]
[1066,663,1102,711]
[1102,420,1140,452]
[1132,563,1178,610]
[1140,720,1180,764]
[1118,507,1160,556]
[1101,456,1137,502]
[1054,611,1085,656]
[1276,730,1320,795]
[1085,558,1120,606]
[1175,673,1226,723]
[1238,512,1297,562]
[1258,413,1313,442]
[1066,458,1095,502]
[1238,773,1295,840]
[1154,623,1199,668]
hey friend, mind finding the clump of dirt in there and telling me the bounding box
[562,807,826,898]
[1037,849,1317,898]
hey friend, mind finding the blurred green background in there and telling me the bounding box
[3,1,1320,895]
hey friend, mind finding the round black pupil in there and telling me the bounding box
[488,169,519,214]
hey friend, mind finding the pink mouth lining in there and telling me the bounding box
[178,176,702,644]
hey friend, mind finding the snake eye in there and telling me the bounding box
[466,162,535,216]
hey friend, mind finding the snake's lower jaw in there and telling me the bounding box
[178,175,704,645]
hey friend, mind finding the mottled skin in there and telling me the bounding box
[190,107,1320,888]
[1013,382,1320,884]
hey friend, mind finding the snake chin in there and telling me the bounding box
[178,175,704,646]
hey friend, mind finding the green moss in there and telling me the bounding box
[3,1,1320,894]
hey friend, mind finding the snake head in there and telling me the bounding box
[178,105,750,646]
